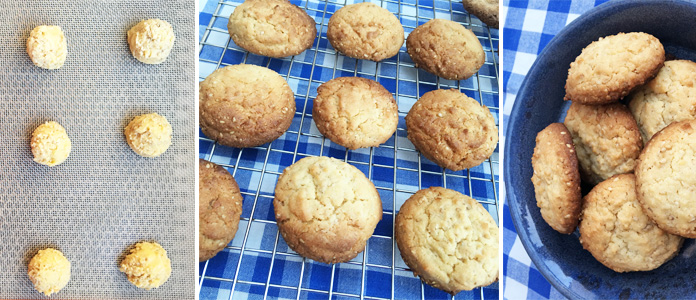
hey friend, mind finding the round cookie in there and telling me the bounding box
[199,64,295,148]
[273,156,382,264]
[579,174,683,272]
[628,60,696,142]
[462,0,499,28]
[405,89,498,171]
[127,19,176,64]
[327,2,404,62]
[119,241,172,290]
[395,187,498,294]
[531,123,582,234]
[312,77,398,149]
[563,101,643,185]
[227,0,316,58]
[636,119,696,238]
[31,121,71,167]
[199,159,243,261]
[124,113,172,158]
[26,25,67,70]
[27,248,70,296]
[564,32,665,104]
[406,19,485,80]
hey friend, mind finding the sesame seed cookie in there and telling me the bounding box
[31,121,71,167]
[563,101,643,185]
[636,119,696,238]
[127,19,175,64]
[228,0,316,58]
[312,77,398,149]
[462,0,499,28]
[273,156,382,264]
[579,174,683,272]
[119,241,171,290]
[327,2,404,62]
[395,187,498,294]
[405,89,497,171]
[199,159,243,261]
[531,123,582,234]
[628,60,696,142]
[27,248,70,297]
[26,25,67,70]
[124,113,172,158]
[564,32,665,104]
[406,19,485,80]
[199,64,295,148]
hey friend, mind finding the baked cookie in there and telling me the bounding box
[31,121,71,167]
[579,174,683,272]
[127,19,175,64]
[327,2,404,61]
[636,119,696,237]
[199,159,243,261]
[564,101,643,185]
[228,0,316,58]
[312,77,398,149]
[564,32,665,104]
[27,248,70,296]
[462,0,499,28]
[199,64,295,148]
[119,241,172,290]
[124,113,172,158]
[405,89,497,171]
[26,25,67,69]
[395,187,498,294]
[273,156,382,264]
[628,60,696,141]
[406,19,485,80]
[531,123,582,234]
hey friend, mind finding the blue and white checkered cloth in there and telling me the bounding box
[199,0,499,299]
[501,1,607,299]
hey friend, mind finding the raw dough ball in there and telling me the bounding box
[27,248,71,297]
[119,241,172,290]
[31,121,71,167]
[26,25,67,70]
[124,113,172,157]
[127,19,175,64]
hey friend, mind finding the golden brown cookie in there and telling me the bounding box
[273,156,382,264]
[531,123,582,234]
[462,0,499,28]
[406,19,485,80]
[405,89,497,171]
[327,2,404,61]
[312,77,398,149]
[228,0,316,58]
[199,64,295,148]
[395,187,498,294]
[579,174,683,272]
[635,119,696,238]
[199,159,243,261]
[563,101,643,185]
[564,32,665,104]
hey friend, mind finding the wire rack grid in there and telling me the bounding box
[197,0,500,299]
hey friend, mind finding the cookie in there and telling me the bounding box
[119,241,172,290]
[531,123,582,234]
[405,89,497,171]
[564,101,643,185]
[31,121,71,167]
[462,0,499,28]
[199,64,295,148]
[636,119,696,238]
[312,77,398,149]
[127,19,175,64]
[273,156,382,264]
[26,25,67,69]
[564,32,665,104]
[327,2,404,61]
[124,113,172,158]
[199,159,243,261]
[406,19,485,80]
[27,248,70,296]
[628,60,696,141]
[395,187,498,294]
[228,0,316,58]
[579,174,683,272]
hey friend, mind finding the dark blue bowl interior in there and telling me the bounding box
[505,0,696,299]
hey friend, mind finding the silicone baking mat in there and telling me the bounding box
[0,1,195,298]
[198,0,499,299]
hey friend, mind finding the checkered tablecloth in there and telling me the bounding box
[199,0,499,299]
[501,1,607,299]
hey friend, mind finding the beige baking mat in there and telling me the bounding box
[0,1,195,298]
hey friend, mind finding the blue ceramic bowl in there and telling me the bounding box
[505,0,696,299]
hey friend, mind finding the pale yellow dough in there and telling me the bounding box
[124,113,172,157]
[127,19,175,64]
[119,241,172,290]
[31,121,71,167]
[27,248,71,297]
[27,25,67,69]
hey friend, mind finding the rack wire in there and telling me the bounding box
[198,0,499,299]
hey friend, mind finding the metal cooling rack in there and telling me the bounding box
[198,0,499,299]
